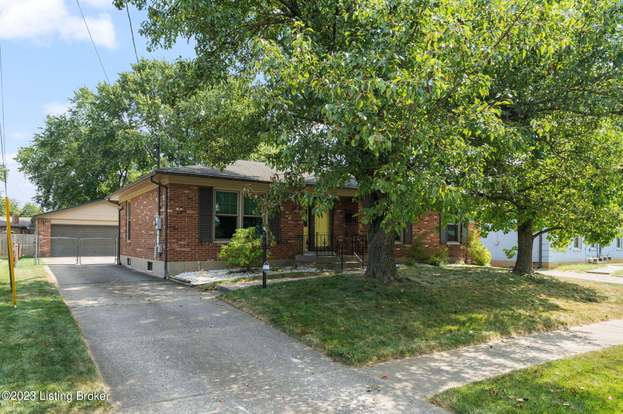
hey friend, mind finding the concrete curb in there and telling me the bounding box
[43,264,59,287]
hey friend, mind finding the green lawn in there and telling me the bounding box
[222,265,623,365]
[552,263,603,272]
[432,345,623,414]
[0,259,110,414]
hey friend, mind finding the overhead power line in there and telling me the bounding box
[126,4,140,65]
[75,0,110,83]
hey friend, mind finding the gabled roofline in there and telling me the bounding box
[32,199,113,219]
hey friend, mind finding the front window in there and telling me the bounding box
[617,238,623,250]
[446,224,460,243]
[243,196,262,231]
[573,236,581,250]
[215,191,238,239]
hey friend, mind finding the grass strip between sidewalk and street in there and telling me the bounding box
[432,345,623,414]
[0,258,110,414]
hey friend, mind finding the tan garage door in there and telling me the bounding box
[50,225,118,257]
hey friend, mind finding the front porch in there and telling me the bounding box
[272,232,367,271]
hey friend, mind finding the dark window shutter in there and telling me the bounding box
[439,213,448,244]
[460,222,469,245]
[269,209,281,244]
[404,223,413,244]
[198,187,214,242]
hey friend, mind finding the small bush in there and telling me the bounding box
[218,227,263,270]
[429,247,449,266]
[407,234,448,266]
[467,231,492,266]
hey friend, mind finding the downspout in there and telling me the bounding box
[164,183,169,279]
[105,198,121,265]
[538,233,543,269]
[149,173,167,278]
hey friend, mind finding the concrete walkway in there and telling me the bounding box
[48,264,444,414]
[539,269,623,285]
[361,319,623,398]
[586,264,623,275]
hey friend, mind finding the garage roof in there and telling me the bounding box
[33,200,118,224]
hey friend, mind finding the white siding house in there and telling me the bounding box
[482,231,623,268]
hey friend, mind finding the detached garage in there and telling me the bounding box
[34,200,118,260]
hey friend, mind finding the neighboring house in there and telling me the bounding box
[34,200,119,257]
[108,160,472,277]
[482,230,623,268]
[0,215,34,234]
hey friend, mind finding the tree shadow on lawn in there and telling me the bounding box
[225,265,619,365]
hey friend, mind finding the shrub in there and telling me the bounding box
[218,227,263,270]
[467,231,492,266]
[429,247,449,266]
[407,234,448,266]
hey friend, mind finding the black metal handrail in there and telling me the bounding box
[351,234,367,268]
[272,233,367,269]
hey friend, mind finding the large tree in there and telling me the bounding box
[118,0,515,281]
[460,0,623,274]
[17,60,201,210]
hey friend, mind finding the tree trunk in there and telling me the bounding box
[362,193,398,282]
[514,220,534,274]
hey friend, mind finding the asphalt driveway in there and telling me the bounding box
[49,264,442,413]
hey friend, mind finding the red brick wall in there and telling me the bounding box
[120,182,470,265]
[269,201,305,260]
[332,197,359,242]
[353,210,468,262]
[36,218,51,257]
[166,184,220,261]
[120,188,159,260]
[165,185,305,262]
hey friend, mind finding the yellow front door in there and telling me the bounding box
[303,207,332,251]
[314,210,331,248]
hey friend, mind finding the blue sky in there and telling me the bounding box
[0,0,195,205]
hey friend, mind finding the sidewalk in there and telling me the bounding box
[539,269,623,285]
[360,319,623,398]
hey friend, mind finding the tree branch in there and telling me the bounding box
[532,226,562,239]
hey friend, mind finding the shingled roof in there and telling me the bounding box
[155,160,279,183]
[109,160,358,200]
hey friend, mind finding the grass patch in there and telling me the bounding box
[222,265,623,366]
[432,345,623,413]
[552,263,604,272]
[0,259,110,413]
[201,270,334,291]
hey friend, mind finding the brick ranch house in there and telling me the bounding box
[107,160,471,277]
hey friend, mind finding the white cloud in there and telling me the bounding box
[43,102,70,117]
[5,154,36,205]
[0,0,117,48]
[60,13,117,49]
